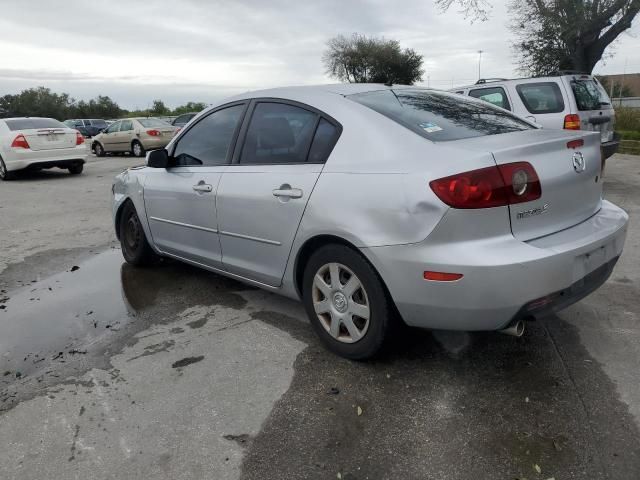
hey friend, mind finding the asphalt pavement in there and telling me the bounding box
[0,153,639,479]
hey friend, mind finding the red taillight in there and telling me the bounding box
[146,129,161,136]
[429,162,541,209]
[563,114,581,130]
[76,131,85,145]
[566,139,584,149]
[423,271,464,282]
[11,134,30,149]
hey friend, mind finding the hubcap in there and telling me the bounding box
[134,144,142,156]
[312,262,370,344]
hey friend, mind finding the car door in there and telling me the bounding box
[114,119,134,152]
[143,102,247,268]
[216,100,341,287]
[101,121,121,150]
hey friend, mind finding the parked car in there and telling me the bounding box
[0,117,87,180]
[111,85,628,359]
[63,119,108,137]
[451,72,619,159]
[92,118,177,157]
[172,112,198,128]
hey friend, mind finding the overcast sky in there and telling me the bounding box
[0,0,638,109]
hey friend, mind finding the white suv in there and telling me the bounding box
[452,72,619,159]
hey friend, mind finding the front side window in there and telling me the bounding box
[349,89,532,141]
[516,82,565,114]
[469,87,511,110]
[120,120,133,131]
[239,102,318,164]
[105,122,121,133]
[173,104,245,167]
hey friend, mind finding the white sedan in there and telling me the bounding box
[0,117,88,181]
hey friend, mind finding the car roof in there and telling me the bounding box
[452,73,598,91]
[226,83,418,101]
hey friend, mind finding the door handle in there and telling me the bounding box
[272,186,303,199]
[193,183,213,193]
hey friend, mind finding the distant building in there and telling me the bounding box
[598,73,640,97]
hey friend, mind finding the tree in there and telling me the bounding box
[150,100,170,116]
[440,0,640,75]
[0,87,73,119]
[173,102,207,115]
[596,75,634,97]
[511,1,640,75]
[435,0,492,21]
[323,33,424,85]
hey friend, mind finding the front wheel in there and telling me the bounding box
[93,142,105,157]
[131,141,145,158]
[119,202,159,266]
[302,244,394,360]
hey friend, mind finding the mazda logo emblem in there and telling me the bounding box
[572,152,586,173]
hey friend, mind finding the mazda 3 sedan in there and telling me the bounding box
[111,84,628,359]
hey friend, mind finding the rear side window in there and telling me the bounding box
[469,86,511,110]
[4,118,66,131]
[308,118,340,163]
[240,102,318,164]
[571,79,611,111]
[173,104,245,167]
[516,82,565,114]
[120,120,133,131]
[349,89,532,142]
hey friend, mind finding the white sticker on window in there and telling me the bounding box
[419,122,443,133]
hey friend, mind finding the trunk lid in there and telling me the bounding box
[23,128,77,151]
[454,129,603,241]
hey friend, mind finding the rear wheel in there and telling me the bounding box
[302,244,394,360]
[119,202,158,266]
[93,142,105,157]
[68,163,84,175]
[0,157,15,181]
[131,141,145,158]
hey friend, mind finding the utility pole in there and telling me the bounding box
[478,50,483,80]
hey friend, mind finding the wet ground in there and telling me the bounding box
[1,154,639,479]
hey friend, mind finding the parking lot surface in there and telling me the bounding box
[1,154,639,479]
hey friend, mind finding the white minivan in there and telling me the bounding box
[452,72,619,159]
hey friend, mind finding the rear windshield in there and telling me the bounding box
[138,118,171,128]
[349,89,533,141]
[571,79,611,111]
[4,118,66,131]
[516,82,565,114]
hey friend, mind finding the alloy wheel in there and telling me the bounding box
[133,143,142,157]
[312,262,370,343]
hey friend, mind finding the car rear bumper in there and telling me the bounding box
[362,200,628,331]
[601,138,619,160]
[140,136,173,150]
[2,146,88,171]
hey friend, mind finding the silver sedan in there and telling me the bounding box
[111,84,628,359]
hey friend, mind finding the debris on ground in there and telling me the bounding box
[327,387,340,395]
[357,406,363,416]
[70,266,80,272]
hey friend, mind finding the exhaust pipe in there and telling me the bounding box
[498,319,525,337]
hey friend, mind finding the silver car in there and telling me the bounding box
[111,84,628,359]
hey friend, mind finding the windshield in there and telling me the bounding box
[139,118,171,128]
[349,89,533,142]
[5,118,67,131]
[571,79,611,111]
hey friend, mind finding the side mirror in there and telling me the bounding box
[147,149,171,168]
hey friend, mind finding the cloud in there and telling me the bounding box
[0,0,637,109]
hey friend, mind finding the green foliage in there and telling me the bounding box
[323,33,424,85]
[510,0,640,75]
[596,76,634,98]
[618,130,640,140]
[616,107,640,132]
[173,102,207,115]
[150,100,170,116]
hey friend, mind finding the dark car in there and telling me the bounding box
[63,119,108,137]
[171,113,198,128]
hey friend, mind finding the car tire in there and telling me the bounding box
[68,164,84,175]
[131,141,145,158]
[0,157,15,181]
[94,142,106,157]
[302,244,394,360]
[119,201,159,266]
